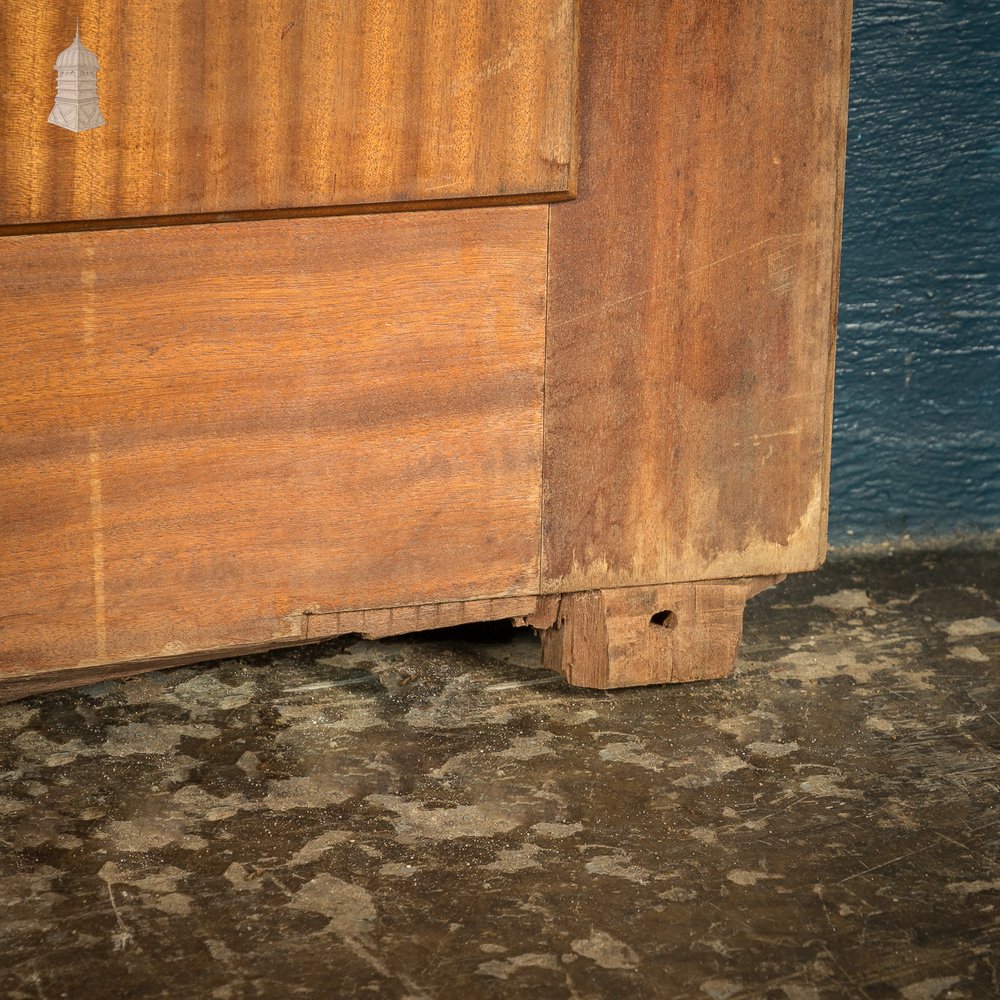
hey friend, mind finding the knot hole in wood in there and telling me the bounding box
[649,609,678,630]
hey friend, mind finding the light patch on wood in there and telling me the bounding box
[82,253,107,657]
[545,477,824,594]
[87,432,107,658]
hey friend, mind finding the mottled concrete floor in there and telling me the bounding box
[2,544,1000,999]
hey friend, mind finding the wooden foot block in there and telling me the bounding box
[535,577,783,689]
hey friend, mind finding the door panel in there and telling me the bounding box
[1,1,578,229]
[0,206,547,680]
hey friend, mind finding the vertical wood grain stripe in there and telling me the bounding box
[87,428,107,658]
[0,206,548,681]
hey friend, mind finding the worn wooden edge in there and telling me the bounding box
[0,637,318,705]
[817,0,856,569]
[303,596,539,641]
[564,0,582,200]
[0,188,576,239]
[537,558,817,597]
[0,596,539,704]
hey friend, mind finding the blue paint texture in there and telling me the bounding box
[830,0,1000,543]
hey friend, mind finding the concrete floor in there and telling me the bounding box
[2,543,999,999]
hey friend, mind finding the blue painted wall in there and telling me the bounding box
[829,0,1000,543]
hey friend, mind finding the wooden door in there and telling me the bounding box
[0,0,855,697]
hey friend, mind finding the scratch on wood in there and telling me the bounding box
[548,286,659,330]
[684,232,807,277]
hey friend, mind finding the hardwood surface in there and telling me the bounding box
[539,578,783,689]
[0,0,578,229]
[0,207,548,682]
[541,0,852,593]
[0,2,854,695]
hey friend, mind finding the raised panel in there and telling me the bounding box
[0,1,578,229]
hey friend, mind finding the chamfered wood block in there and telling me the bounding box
[0,206,548,683]
[541,0,852,593]
[0,0,578,229]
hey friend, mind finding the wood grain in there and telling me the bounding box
[0,206,547,682]
[0,0,578,229]
[539,578,782,689]
[541,0,852,592]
